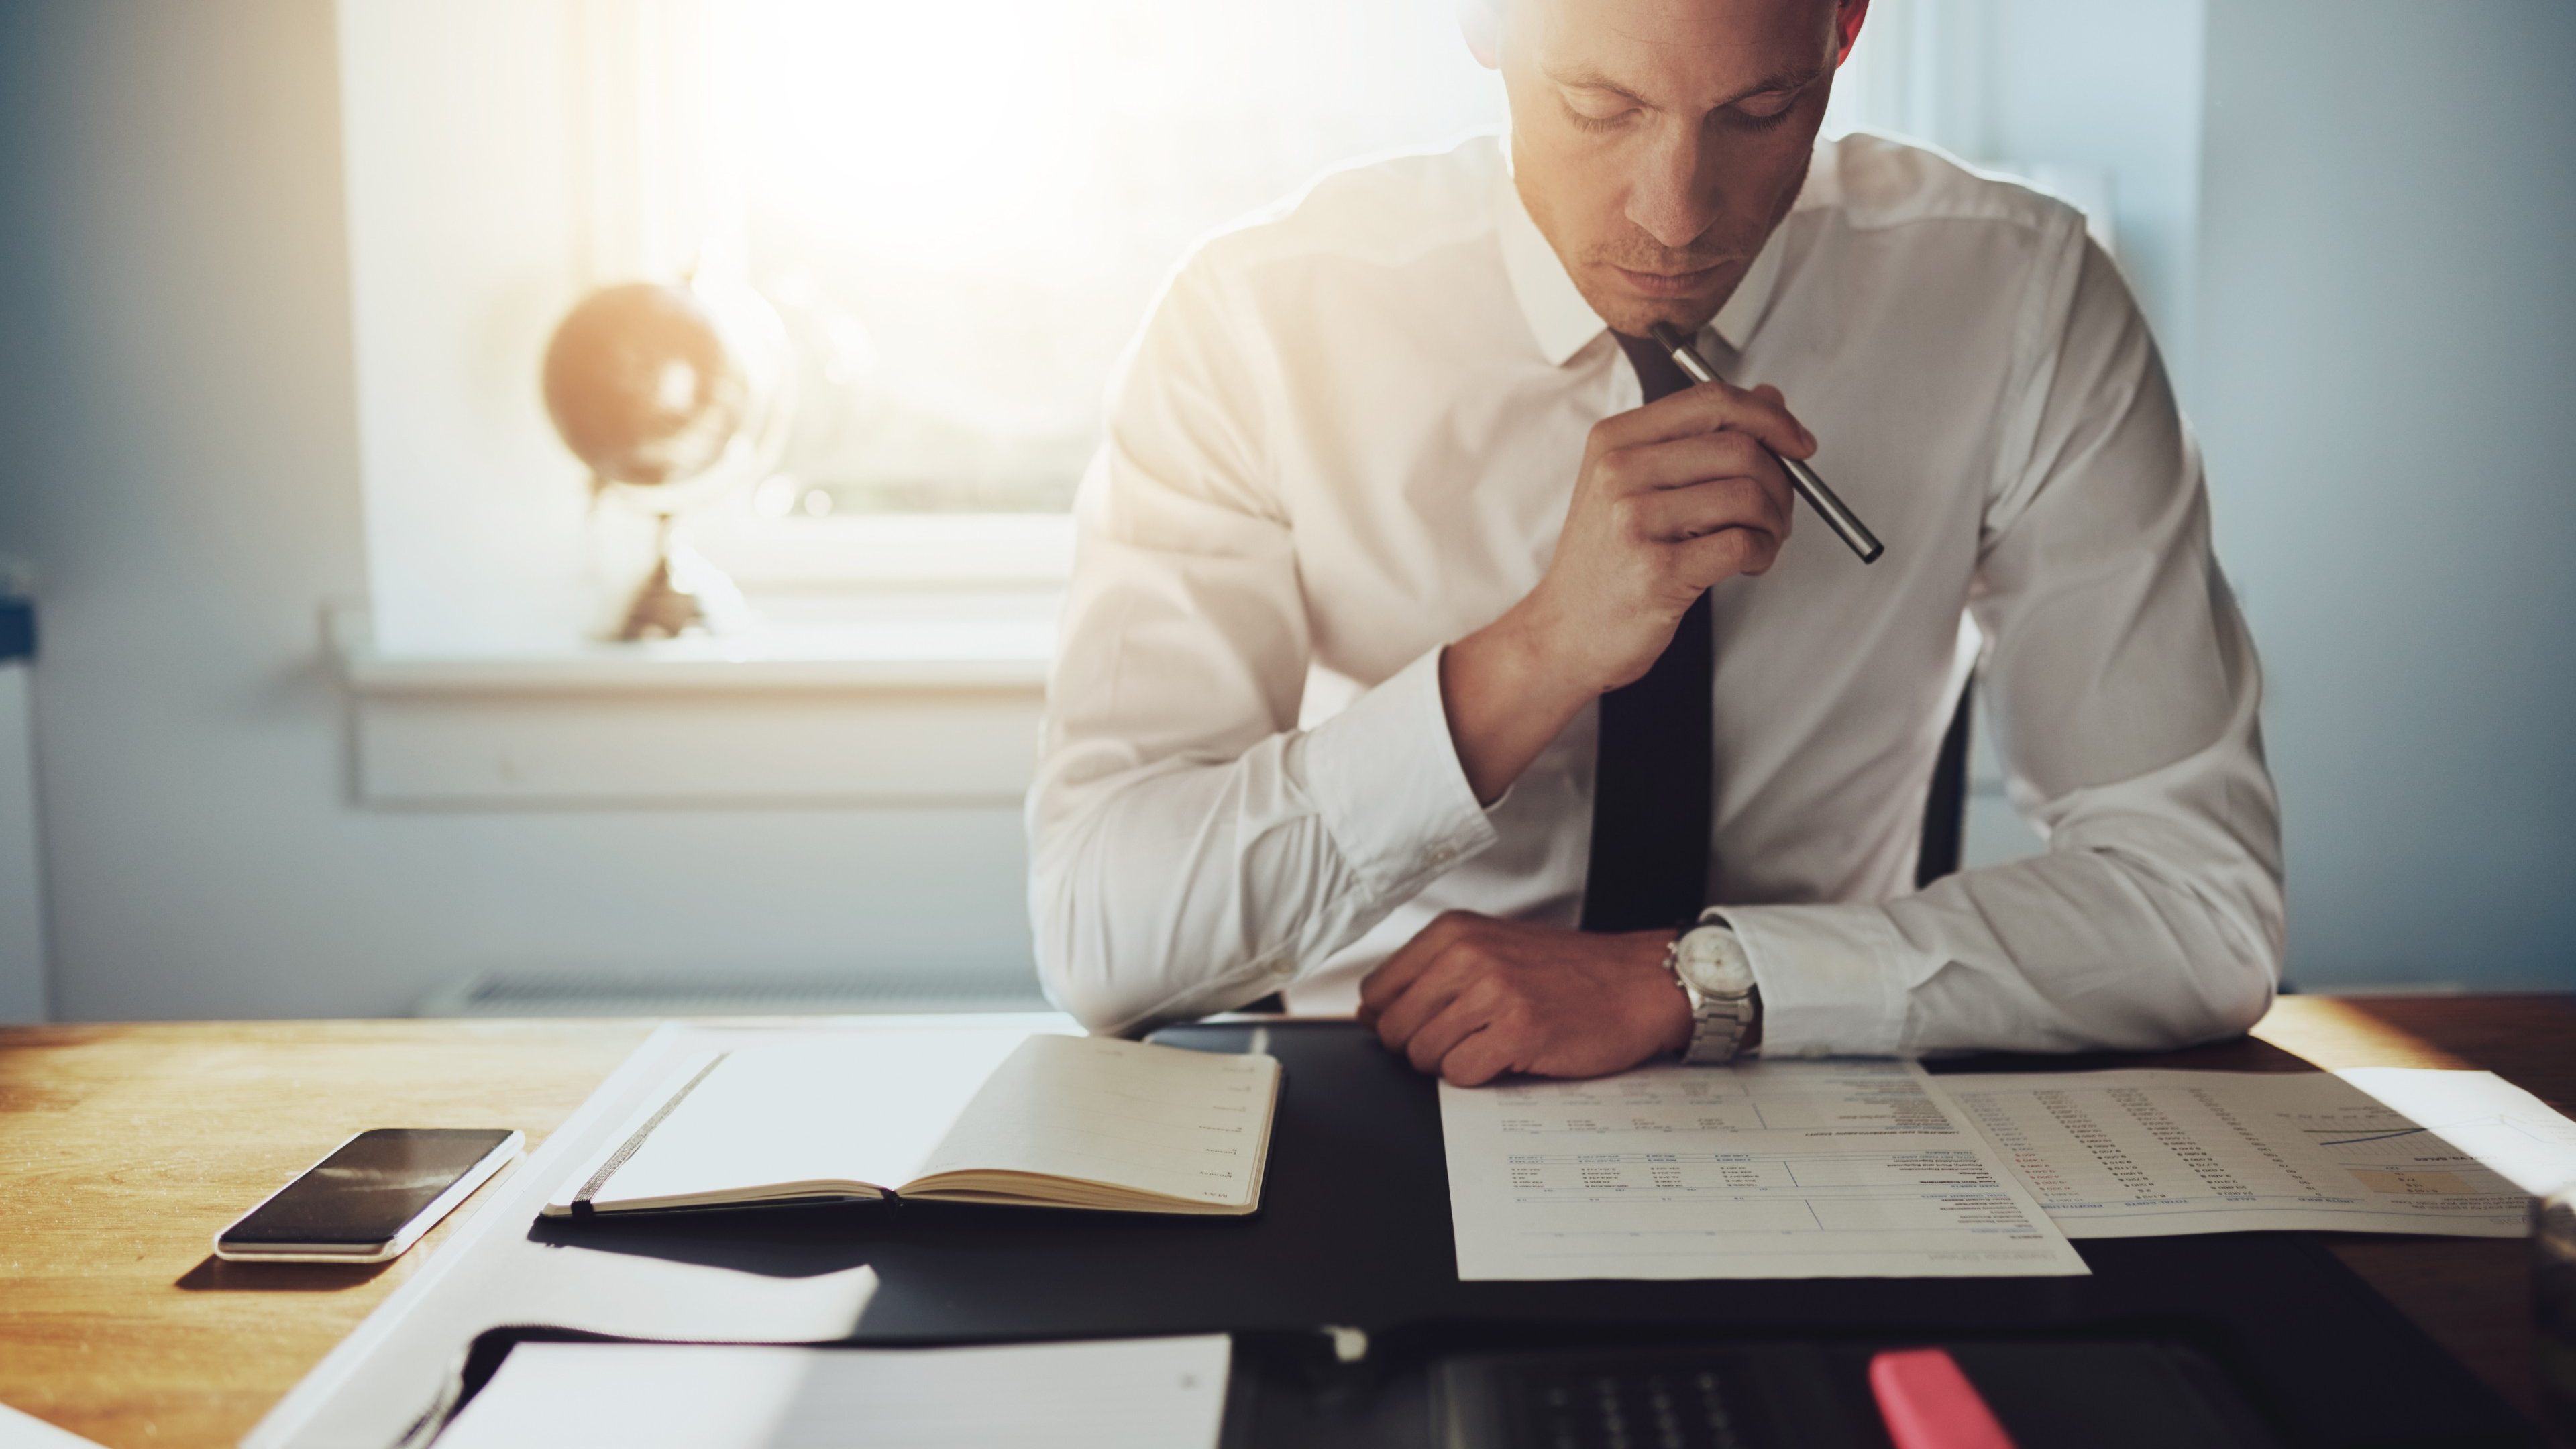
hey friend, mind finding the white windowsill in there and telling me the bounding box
[689,513,1075,599]
[331,602,1057,694]
[337,511,1074,695]
[329,594,1057,809]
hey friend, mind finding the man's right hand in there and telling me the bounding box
[1440,378,1812,804]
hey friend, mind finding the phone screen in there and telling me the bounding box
[220,1128,517,1248]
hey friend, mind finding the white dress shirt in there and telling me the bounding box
[1027,131,2284,1055]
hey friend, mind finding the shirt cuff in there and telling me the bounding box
[1298,645,1499,902]
[1717,902,1912,1057]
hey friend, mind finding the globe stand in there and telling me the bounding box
[616,513,754,641]
[541,278,792,643]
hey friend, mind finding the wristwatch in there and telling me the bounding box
[1664,919,1761,1064]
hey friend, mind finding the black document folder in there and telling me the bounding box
[1432,1338,2282,1448]
[435,1328,2281,1449]
[525,1021,2540,1448]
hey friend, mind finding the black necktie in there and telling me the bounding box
[1578,331,1714,933]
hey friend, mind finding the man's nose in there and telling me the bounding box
[1625,120,1723,252]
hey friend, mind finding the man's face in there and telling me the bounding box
[1487,0,1861,337]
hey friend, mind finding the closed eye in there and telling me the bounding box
[1723,98,1800,131]
[1566,103,1640,133]
[1560,87,1642,133]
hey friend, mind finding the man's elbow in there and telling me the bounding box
[1038,953,1157,1038]
[2200,952,2277,1042]
[1030,813,1150,1035]
[2163,913,2281,1049]
[2198,861,2286,1042]
[2103,838,2283,1050]
[2088,953,2270,1056]
[1030,882,1205,1038]
[1032,897,1153,1037]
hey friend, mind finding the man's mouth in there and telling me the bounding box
[1610,262,1726,298]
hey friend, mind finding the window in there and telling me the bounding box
[332,0,1929,653]
[686,1,1511,520]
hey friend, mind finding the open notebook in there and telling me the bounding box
[543,1030,1282,1218]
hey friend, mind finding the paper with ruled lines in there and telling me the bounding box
[913,1033,1277,1209]
[1940,1067,2571,1238]
[547,1028,1276,1214]
[1438,1059,2089,1280]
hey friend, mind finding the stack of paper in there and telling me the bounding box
[431,1336,1232,1449]
[1438,1061,2576,1279]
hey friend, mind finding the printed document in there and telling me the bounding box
[1940,1067,2576,1238]
[1438,1059,2089,1281]
[2334,1068,2576,1196]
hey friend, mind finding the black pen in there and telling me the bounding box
[1649,322,1884,564]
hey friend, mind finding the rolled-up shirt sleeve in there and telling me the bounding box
[1726,225,2286,1057]
[1027,257,1497,1037]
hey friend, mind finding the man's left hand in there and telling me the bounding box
[1356,911,1690,1086]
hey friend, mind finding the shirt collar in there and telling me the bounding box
[1497,144,1792,366]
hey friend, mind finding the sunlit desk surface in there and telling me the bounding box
[0,996,2569,1448]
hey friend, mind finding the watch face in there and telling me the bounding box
[1680,928,1757,996]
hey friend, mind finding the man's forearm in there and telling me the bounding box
[1034,648,1503,1034]
[1438,610,1597,804]
[1438,381,1809,806]
[1721,839,2279,1057]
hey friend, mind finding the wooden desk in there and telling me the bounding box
[0,998,2567,1448]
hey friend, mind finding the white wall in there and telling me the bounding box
[1880,0,2207,398]
[2193,0,2576,988]
[1976,0,2206,399]
[0,663,44,1021]
[0,0,1036,1020]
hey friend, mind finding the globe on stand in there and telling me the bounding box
[541,278,793,641]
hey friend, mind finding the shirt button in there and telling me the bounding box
[1427,843,1456,864]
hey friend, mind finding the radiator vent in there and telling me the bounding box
[415,969,1051,1019]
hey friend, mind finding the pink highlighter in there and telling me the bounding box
[1869,1348,2020,1449]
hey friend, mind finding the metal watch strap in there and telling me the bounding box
[1663,927,1758,1065]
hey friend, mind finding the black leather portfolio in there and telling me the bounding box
[524,1020,2540,1448]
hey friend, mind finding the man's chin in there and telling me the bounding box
[1582,266,1734,339]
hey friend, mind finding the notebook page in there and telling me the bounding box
[566,1027,1047,1211]
[910,1036,1279,1208]
[434,1336,1231,1449]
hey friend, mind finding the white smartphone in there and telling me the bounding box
[213,1128,523,1263]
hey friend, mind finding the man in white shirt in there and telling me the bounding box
[1027,0,2284,1082]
